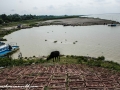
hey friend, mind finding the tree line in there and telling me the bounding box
[0,14,79,24]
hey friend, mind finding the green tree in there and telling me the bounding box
[0,19,3,24]
[12,14,21,21]
[1,14,7,21]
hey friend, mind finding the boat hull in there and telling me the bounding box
[0,46,19,57]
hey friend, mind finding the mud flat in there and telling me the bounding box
[44,17,120,26]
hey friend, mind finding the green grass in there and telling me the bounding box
[0,55,120,72]
[45,55,120,71]
[0,19,40,28]
[59,56,78,64]
[44,56,78,65]
[0,19,39,39]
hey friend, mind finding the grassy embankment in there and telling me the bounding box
[0,55,120,72]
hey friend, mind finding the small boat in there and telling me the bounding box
[108,24,116,27]
[0,42,19,57]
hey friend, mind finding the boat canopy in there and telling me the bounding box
[0,44,9,52]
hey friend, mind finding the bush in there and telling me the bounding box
[97,56,105,61]
[101,61,120,70]
[71,55,75,58]
[28,60,34,64]
[25,57,28,59]
[0,58,11,67]
[35,59,45,64]
[66,55,69,57]
[11,59,24,66]
[33,55,36,58]
[77,56,88,63]
[77,58,83,64]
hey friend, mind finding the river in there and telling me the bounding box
[4,23,120,63]
[84,13,120,23]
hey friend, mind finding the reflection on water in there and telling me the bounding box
[4,25,120,63]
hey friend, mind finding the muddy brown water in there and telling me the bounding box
[4,25,120,63]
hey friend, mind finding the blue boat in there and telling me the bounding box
[108,24,116,27]
[0,42,19,57]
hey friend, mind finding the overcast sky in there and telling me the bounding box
[0,0,120,15]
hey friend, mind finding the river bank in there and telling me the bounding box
[0,55,120,71]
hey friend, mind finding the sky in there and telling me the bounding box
[0,0,120,15]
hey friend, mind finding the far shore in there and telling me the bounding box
[1,17,120,30]
[44,17,120,26]
[0,17,120,41]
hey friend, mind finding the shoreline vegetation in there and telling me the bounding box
[0,14,120,41]
[0,55,120,72]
